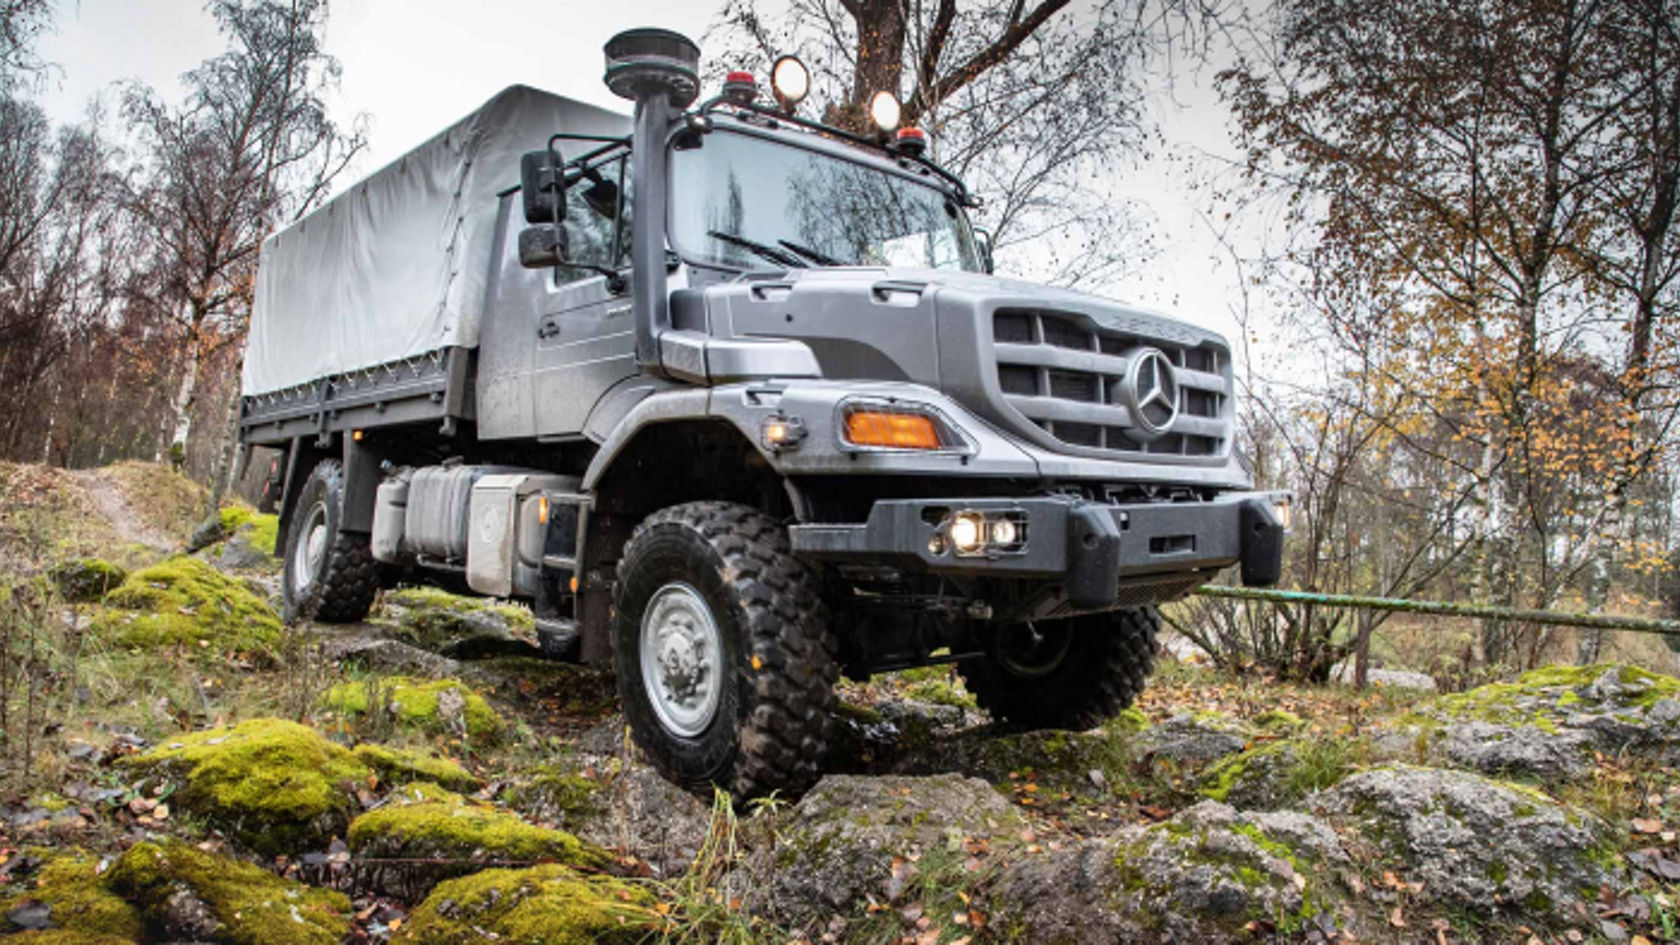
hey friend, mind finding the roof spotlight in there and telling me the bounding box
[869,90,901,132]
[771,55,810,110]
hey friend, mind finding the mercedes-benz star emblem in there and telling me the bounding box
[1123,347,1179,437]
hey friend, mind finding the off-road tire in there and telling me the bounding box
[958,606,1159,730]
[612,501,836,801]
[281,459,379,625]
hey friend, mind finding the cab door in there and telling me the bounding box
[531,156,638,438]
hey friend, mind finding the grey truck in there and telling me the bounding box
[239,28,1289,799]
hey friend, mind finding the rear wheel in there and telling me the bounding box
[612,501,835,801]
[958,607,1158,730]
[281,459,379,624]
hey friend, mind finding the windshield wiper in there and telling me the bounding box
[707,230,805,268]
[778,239,843,267]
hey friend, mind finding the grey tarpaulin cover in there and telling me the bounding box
[242,85,629,395]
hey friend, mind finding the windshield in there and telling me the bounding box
[669,128,982,273]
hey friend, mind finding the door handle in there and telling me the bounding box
[538,318,560,340]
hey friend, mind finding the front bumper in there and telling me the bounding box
[789,492,1288,611]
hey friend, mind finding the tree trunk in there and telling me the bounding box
[203,370,245,519]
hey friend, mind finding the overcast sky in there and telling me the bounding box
[33,0,1273,358]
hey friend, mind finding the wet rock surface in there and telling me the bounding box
[1136,712,1255,767]
[1320,765,1624,920]
[995,800,1350,943]
[737,773,1024,930]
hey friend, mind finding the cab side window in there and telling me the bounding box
[556,156,631,283]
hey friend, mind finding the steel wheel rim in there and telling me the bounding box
[639,581,725,738]
[998,621,1074,678]
[291,501,329,597]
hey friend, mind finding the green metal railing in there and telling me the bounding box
[1192,585,1680,638]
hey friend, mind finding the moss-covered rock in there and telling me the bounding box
[381,587,537,657]
[501,764,603,827]
[107,838,350,945]
[1135,711,1256,768]
[48,558,128,603]
[745,774,1025,927]
[120,718,369,855]
[89,556,281,655]
[396,864,655,945]
[995,800,1350,941]
[347,782,613,899]
[321,676,504,742]
[4,931,139,945]
[0,850,143,940]
[1202,737,1359,810]
[214,505,280,570]
[1391,662,1680,779]
[353,743,480,792]
[217,505,278,555]
[1320,765,1625,921]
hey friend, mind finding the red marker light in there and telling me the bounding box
[894,126,927,155]
[722,70,757,105]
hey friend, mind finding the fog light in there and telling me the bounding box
[990,518,1019,546]
[950,511,985,554]
[761,414,807,451]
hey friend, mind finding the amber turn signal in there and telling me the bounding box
[844,409,943,450]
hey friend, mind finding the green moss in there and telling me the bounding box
[353,743,480,792]
[398,864,654,945]
[107,838,350,945]
[384,587,535,636]
[504,767,602,824]
[1426,663,1680,732]
[89,556,281,655]
[1253,709,1304,732]
[219,505,279,557]
[4,932,139,945]
[49,558,128,603]
[1201,737,1354,806]
[0,851,143,940]
[120,718,369,855]
[834,701,884,725]
[322,676,504,742]
[347,782,611,871]
[899,669,978,710]
[1109,706,1150,734]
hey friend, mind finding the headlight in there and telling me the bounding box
[838,400,970,453]
[949,512,985,554]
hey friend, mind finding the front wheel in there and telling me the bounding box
[281,459,379,625]
[958,607,1159,730]
[612,502,836,801]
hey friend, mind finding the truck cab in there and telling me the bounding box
[240,28,1288,800]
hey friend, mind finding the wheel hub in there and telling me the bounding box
[291,502,329,596]
[998,620,1074,678]
[639,582,724,738]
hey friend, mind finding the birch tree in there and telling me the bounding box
[122,0,362,477]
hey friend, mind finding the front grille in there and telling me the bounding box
[991,309,1232,459]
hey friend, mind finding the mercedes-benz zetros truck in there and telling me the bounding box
[238,28,1289,799]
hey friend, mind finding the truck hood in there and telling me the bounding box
[689,265,1237,470]
[692,266,1228,384]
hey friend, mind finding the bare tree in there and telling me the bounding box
[709,0,1216,286]
[1221,0,1680,667]
[0,0,53,90]
[121,0,363,501]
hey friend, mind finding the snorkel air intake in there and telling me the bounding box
[603,28,701,372]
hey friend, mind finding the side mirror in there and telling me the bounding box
[521,149,564,224]
[518,224,568,269]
